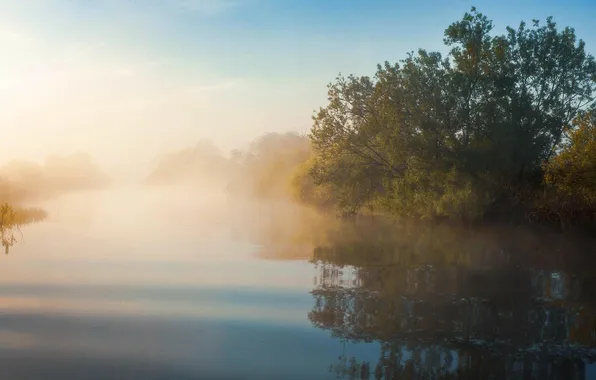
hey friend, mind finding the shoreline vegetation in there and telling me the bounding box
[0,152,108,252]
[301,8,596,233]
[0,203,47,254]
[149,8,596,235]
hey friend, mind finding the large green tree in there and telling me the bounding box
[309,8,596,221]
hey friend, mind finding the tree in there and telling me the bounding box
[0,153,109,202]
[544,112,596,203]
[309,8,596,222]
[145,141,232,185]
[235,132,311,199]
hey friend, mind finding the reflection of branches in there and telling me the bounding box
[0,203,18,254]
[309,231,596,379]
[0,203,47,254]
[329,340,372,380]
[0,228,18,255]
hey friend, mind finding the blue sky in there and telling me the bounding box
[0,0,595,167]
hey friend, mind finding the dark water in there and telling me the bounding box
[2,188,596,379]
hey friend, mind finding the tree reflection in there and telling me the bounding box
[309,225,596,379]
[0,203,46,254]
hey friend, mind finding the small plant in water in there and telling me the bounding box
[0,203,19,254]
[0,203,47,254]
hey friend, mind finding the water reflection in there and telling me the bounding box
[0,204,46,254]
[308,224,596,379]
[4,193,596,379]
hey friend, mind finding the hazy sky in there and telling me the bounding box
[1,0,594,167]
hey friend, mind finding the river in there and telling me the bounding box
[1,186,595,379]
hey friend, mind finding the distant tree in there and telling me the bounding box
[0,153,109,203]
[145,140,233,185]
[230,149,243,164]
[236,132,311,199]
[44,152,110,191]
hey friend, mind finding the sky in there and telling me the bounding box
[0,0,595,168]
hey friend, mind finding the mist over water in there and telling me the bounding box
[0,183,342,379]
[38,185,233,241]
[0,140,592,379]
[1,183,594,378]
[2,0,596,377]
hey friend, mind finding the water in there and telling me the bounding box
[2,187,596,379]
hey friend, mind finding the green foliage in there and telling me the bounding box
[308,8,596,223]
[289,156,335,211]
[531,112,596,229]
[544,112,596,202]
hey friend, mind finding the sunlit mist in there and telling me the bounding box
[1,1,596,379]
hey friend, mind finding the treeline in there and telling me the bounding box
[145,133,313,200]
[144,141,233,186]
[0,152,110,205]
[148,9,596,231]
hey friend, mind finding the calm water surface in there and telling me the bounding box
[2,187,596,379]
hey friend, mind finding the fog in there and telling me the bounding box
[15,157,326,258]
[4,3,596,380]
[0,0,385,251]
[0,6,327,259]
